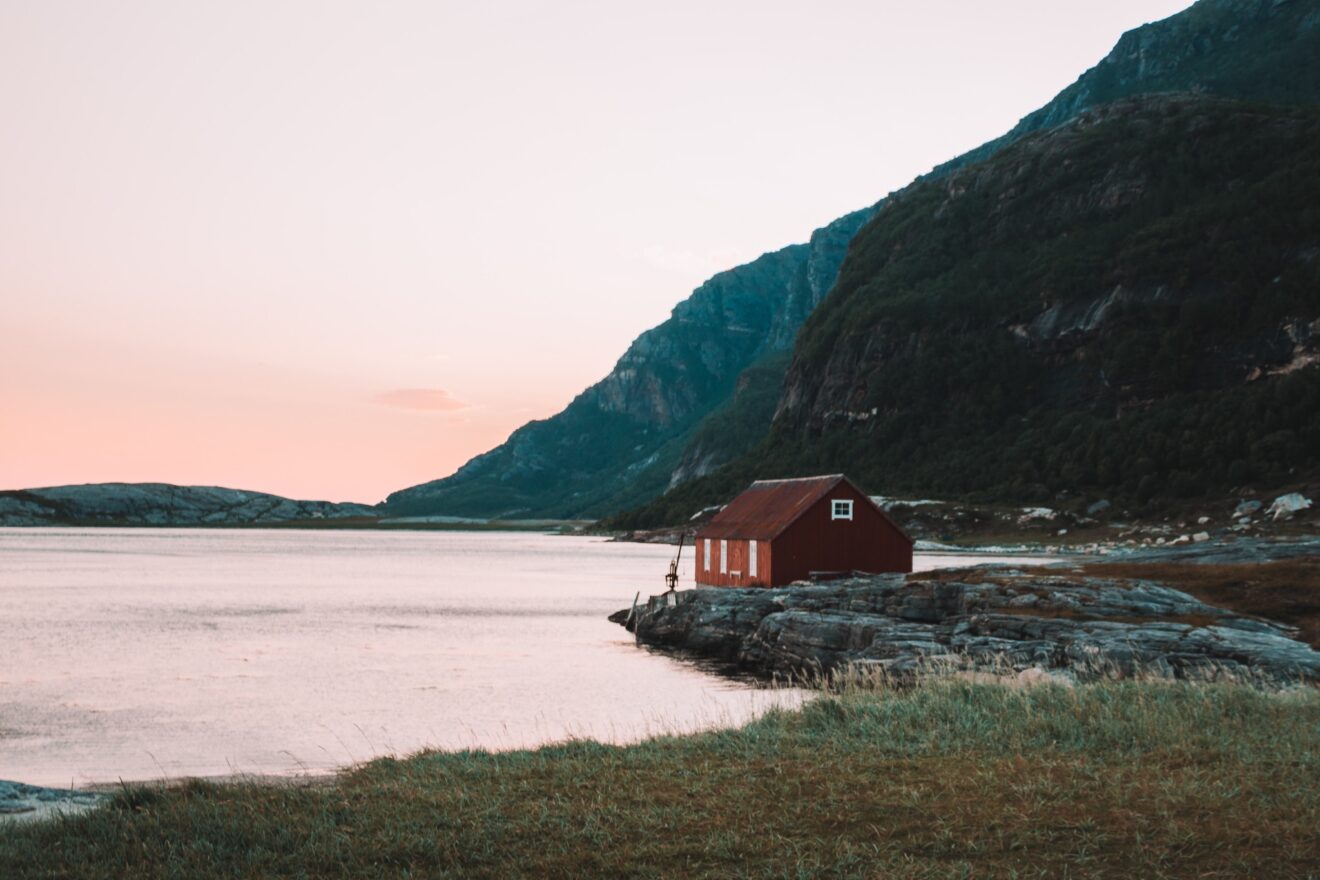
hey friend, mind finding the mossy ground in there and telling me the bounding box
[3,679,1318,879]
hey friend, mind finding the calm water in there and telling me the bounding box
[0,529,1032,787]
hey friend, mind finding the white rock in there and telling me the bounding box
[1197,516,1211,525]
[1267,493,1313,521]
[1193,532,1211,543]
[1233,500,1263,517]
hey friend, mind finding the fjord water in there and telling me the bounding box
[1,528,801,786]
[0,529,1015,787]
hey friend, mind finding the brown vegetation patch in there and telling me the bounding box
[1080,558,1320,648]
[914,557,1320,644]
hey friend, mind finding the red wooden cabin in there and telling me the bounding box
[693,475,913,588]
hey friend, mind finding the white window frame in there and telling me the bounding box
[748,541,758,578]
[720,539,728,574]
[831,499,854,521]
[703,538,711,571]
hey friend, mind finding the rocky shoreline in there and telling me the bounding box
[612,540,1320,684]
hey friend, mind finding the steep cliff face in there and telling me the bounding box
[663,352,792,490]
[384,208,876,519]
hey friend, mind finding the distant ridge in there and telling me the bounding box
[0,482,373,526]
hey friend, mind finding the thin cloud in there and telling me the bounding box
[372,388,469,412]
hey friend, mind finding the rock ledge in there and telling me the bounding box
[612,569,1320,684]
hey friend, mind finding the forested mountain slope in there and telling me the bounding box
[616,94,1320,527]
[396,0,1320,522]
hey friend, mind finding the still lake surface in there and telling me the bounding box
[0,528,1034,787]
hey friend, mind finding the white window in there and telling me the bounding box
[748,541,758,578]
[720,539,728,574]
[703,538,711,571]
[831,499,854,521]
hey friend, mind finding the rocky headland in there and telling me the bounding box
[613,540,1320,684]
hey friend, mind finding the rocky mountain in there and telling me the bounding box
[384,207,877,519]
[784,93,1318,483]
[394,0,1320,523]
[620,93,1320,526]
[0,483,374,527]
[611,0,1320,528]
[929,0,1320,180]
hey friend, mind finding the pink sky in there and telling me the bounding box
[0,0,1191,503]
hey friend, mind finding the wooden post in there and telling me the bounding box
[629,591,641,644]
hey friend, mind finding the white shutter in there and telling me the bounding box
[749,541,758,578]
[703,538,711,571]
[720,540,728,574]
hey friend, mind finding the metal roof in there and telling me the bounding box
[694,474,850,541]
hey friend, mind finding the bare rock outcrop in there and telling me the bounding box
[613,569,1320,684]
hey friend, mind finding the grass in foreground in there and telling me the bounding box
[3,680,1319,879]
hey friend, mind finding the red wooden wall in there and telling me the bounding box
[694,536,769,587]
[769,480,912,585]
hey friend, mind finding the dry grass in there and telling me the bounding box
[3,679,1319,879]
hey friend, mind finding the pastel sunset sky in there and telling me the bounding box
[1,0,1191,503]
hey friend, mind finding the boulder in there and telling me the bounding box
[1266,493,1313,521]
[1234,499,1263,517]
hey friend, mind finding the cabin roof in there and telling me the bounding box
[694,474,843,540]
[695,474,909,542]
